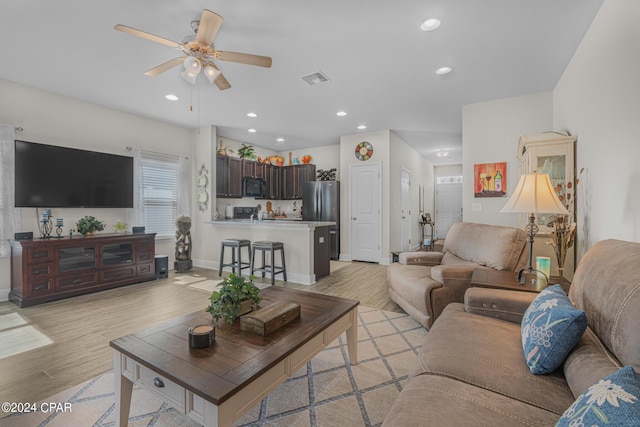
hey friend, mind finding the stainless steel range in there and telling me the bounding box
[233,206,259,219]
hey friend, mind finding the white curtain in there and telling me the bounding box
[0,124,22,256]
[177,154,191,218]
[125,147,143,228]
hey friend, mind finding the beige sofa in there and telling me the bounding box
[388,221,527,328]
[383,239,640,426]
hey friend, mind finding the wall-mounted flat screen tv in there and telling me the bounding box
[15,140,134,208]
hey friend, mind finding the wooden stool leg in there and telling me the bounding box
[281,248,287,282]
[270,247,275,286]
[218,245,225,276]
[250,245,255,275]
[231,247,237,274]
[261,249,266,278]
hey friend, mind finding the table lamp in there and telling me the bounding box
[500,172,569,284]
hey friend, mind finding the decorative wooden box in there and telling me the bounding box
[240,300,301,336]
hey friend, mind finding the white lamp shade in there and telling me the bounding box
[203,64,221,84]
[183,56,201,76]
[180,70,198,85]
[500,173,570,214]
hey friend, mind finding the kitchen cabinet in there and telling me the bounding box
[217,155,243,198]
[242,160,266,179]
[264,164,281,199]
[281,164,316,200]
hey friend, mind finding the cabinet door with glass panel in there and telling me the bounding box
[518,132,576,233]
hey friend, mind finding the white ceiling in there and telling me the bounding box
[0,0,603,165]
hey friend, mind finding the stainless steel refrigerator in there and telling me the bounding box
[302,181,340,260]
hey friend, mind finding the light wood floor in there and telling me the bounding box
[0,261,401,407]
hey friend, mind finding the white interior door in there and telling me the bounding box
[435,182,462,240]
[400,168,411,251]
[350,163,381,262]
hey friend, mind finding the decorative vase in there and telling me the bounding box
[84,231,95,237]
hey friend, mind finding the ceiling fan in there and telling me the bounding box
[114,9,272,90]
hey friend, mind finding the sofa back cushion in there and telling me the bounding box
[568,239,640,373]
[442,222,527,271]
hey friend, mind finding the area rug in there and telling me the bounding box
[0,306,426,427]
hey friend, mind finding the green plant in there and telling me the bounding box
[238,144,257,161]
[206,274,262,324]
[75,215,106,235]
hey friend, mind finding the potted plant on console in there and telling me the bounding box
[206,274,262,324]
[76,215,106,237]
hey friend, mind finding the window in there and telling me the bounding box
[141,154,179,239]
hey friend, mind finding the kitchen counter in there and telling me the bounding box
[207,220,334,285]
[208,219,335,229]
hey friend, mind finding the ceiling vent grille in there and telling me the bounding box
[301,71,331,86]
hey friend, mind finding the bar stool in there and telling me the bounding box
[218,239,252,277]
[250,241,287,286]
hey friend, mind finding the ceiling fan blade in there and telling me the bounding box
[196,9,224,46]
[144,57,186,76]
[215,51,272,68]
[214,73,231,90]
[114,24,181,49]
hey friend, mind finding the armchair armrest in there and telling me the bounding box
[398,251,444,266]
[464,287,537,324]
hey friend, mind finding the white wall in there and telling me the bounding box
[0,78,193,301]
[389,131,435,252]
[554,0,640,258]
[434,164,462,179]
[462,92,553,226]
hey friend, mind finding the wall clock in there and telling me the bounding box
[355,141,373,161]
[197,163,209,212]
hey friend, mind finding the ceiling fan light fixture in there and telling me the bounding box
[180,70,198,85]
[436,66,452,75]
[183,56,201,76]
[203,64,221,84]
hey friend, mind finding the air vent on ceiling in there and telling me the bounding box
[301,71,331,86]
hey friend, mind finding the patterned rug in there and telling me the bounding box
[1,306,426,427]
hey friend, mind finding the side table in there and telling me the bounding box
[470,269,571,295]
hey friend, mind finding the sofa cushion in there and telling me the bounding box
[414,303,576,415]
[383,371,561,427]
[556,366,640,427]
[442,222,527,271]
[563,326,621,398]
[521,285,588,375]
[568,239,640,372]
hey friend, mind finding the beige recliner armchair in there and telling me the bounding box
[388,221,527,328]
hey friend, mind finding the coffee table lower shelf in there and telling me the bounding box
[112,289,358,427]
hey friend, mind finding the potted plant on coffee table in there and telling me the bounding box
[206,274,262,324]
[76,215,106,236]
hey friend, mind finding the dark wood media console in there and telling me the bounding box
[10,233,156,307]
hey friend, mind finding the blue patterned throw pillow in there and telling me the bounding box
[556,366,640,427]
[521,284,587,374]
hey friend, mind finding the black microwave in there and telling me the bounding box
[242,177,266,198]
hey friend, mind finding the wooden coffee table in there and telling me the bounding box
[471,268,571,294]
[110,287,359,427]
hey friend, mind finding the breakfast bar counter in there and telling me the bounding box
[207,219,335,285]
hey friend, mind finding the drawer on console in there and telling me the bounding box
[101,266,136,283]
[26,247,53,264]
[56,272,99,291]
[137,263,154,275]
[137,251,152,263]
[26,278,54,297]
[27,263,53,278]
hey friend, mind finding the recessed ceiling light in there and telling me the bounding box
[436,150,450,158]
[436,66,452,75]
[248,128,256,133]
[276,137,285,142]
[357,125,367,130]
[420,18,441,32]
[247,112,258,118]
[165,94,179,101]
[336,111,347,117]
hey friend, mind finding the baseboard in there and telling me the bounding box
[379,257,390,266]
[339,254,352,262]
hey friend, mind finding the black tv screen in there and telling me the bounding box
[15,140,134,208]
